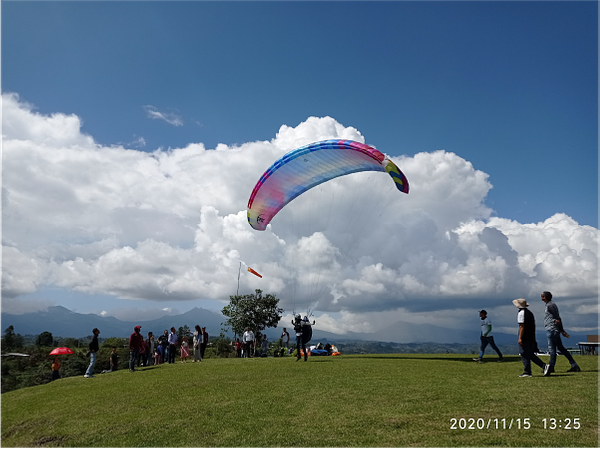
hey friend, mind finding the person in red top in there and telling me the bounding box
[235,338,242,358]
[129,326,144,372]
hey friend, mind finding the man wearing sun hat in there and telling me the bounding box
[513,298,549,377]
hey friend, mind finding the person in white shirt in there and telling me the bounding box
[242,327,255,358]
[473,310,503,363]
[168,327,178,364]
[281,328,290,349]
[513,298,547,377]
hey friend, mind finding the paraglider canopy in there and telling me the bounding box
[247,139,409,231]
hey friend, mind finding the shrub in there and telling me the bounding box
[102,337,127,349]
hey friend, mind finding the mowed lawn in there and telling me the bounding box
[1,354,598,447]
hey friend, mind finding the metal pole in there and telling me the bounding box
[236,261,241,296]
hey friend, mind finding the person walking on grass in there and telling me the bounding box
[541,291,581,376]
[513,298,548,378]
[84,328,100,378]
[473,310,504,363]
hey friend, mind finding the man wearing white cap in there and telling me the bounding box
[513,298,548,377]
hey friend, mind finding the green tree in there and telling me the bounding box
[2,325,16,349]
[1,325,23,351]
[177,325,191,344]
[213,332,234,358]
[62,337,81,349]
[102,337,126,348]
[222,289,283,339]
[35,331,54,347]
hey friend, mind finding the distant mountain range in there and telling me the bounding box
[1,306,226,339]
[1,306,592,350]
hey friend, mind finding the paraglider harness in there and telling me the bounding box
[293,315,313,361]
[293,315,313,345]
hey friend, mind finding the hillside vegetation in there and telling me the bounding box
[2,354,598,447]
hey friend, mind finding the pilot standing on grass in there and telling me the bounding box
[292,314,315,362]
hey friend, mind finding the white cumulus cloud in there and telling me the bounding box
[2,93,597,333]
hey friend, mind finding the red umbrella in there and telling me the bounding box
[49,347,74,356]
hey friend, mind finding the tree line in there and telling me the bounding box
[0,324,244,393]
[1,290,285,393]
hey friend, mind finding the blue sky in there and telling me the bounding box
[2,1,598,336]
[4,1,597,226]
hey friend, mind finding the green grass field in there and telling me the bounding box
[1,354,598,447]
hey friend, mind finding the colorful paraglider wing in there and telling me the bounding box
[247,140,409,231]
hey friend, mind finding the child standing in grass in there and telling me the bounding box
[180,336,190,363]
[154,344,162,365]
[235,338,242,358]
[109,347,119,371]
[102,347,119,373]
